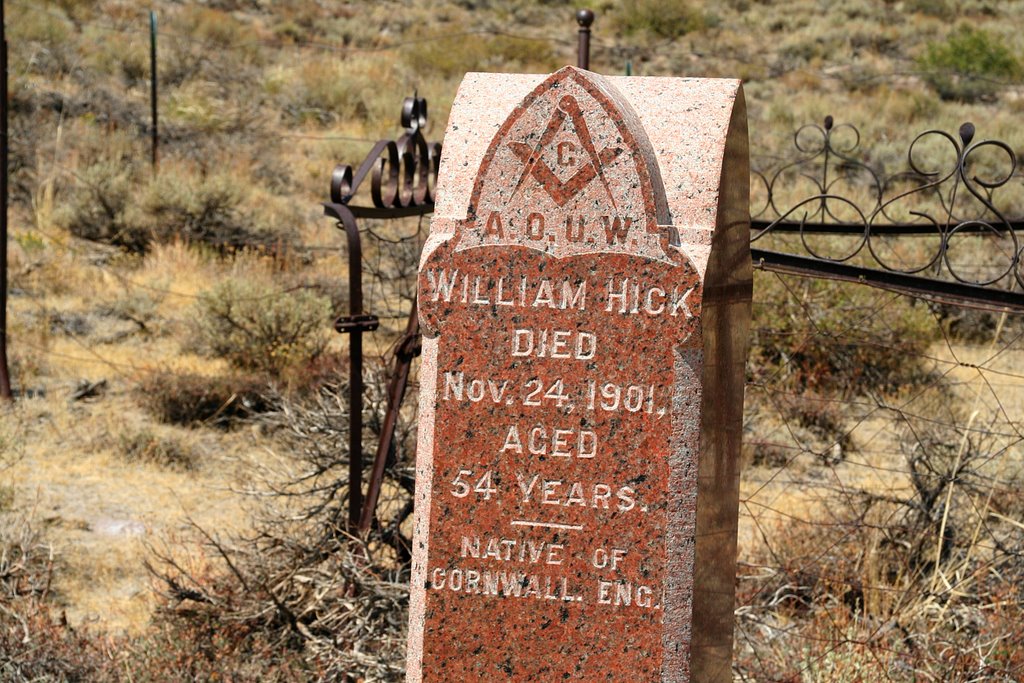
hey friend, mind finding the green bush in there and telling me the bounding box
[919,26,1020,102]
[139,169,276,251]
[59,156,280,253]
[57,158,148,252]
[55,127,148,251]
[615,0,708,38]
[188,279,333,376]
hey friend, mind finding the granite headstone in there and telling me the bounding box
[407,66,751,682]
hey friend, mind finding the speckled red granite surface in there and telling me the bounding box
[408,66,751,682]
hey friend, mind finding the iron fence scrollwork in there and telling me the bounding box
[751,116,1024,311]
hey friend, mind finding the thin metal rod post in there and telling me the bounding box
[323,96,437,534]
[576,9,594,70]
[0,0,13,403]
[335,207,365,530]
[358,300,419,534]
[150,11,158,173]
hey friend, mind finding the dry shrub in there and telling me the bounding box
[137,371,276,428]
[0,514,54,608]
[144,362,417,680]
[146,523,407,682]
[7,82,48,208]
[0,512,115,680]
[934,305,1024,345]
[59,158,140,248]
[749,271,938,396]
[737,515,1024,679]
[742,264,1024,678]
[286,57,392,124]
[178,7,248,47]
[744,272,939,473]
[126,565,311,681]
[735,519,897,679]
[163,81,263,136]
[118,428,199,471]
[55,129,148,252]
[402,33,557,80]
[8,4,76,77]
[159,7,261,87]
[0,511,308,680]
[138,167,277,251]
[97,289,165,337]
[746,391,853,467]
[904,0,958,19]
[737,394,1024,680]
[82,24,148,86]
[58,149,285,253]
[278,351,350,397]
[614,0,710,39]
[187,278,333,376]
[0,605,115,681]
[7,309,51,392]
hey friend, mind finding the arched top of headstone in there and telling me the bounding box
[454,66,674,262]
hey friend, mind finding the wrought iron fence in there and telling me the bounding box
[751,116,1024,311]
[323,95,438,534]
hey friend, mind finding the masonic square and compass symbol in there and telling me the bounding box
[508,94,623,211]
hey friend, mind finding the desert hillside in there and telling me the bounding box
[2,0,1024,680]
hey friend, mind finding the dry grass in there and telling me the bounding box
[739,290,1024,678]
[0,391,264,634]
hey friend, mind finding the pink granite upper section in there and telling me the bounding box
[455,67,670,261]
[431,70,741,273]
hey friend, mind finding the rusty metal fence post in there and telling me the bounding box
[323,96,439,533]
[577,9,594,70]
[358,301,419,534]
[330,204,376,530]
[150,10,159,173]
[0,0,12,403]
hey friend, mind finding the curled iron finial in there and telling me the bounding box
[330,164,353,205]
[402,95,428,134]
[824,115,834,131]
[324,96,442,218]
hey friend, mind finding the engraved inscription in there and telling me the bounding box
[481,211,639,246]
[427,259,682,611]
[441,372,667,418]
[412,66,710,682]
[423,269,695,319]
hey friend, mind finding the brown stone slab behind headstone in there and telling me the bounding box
[408,66,751,682]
